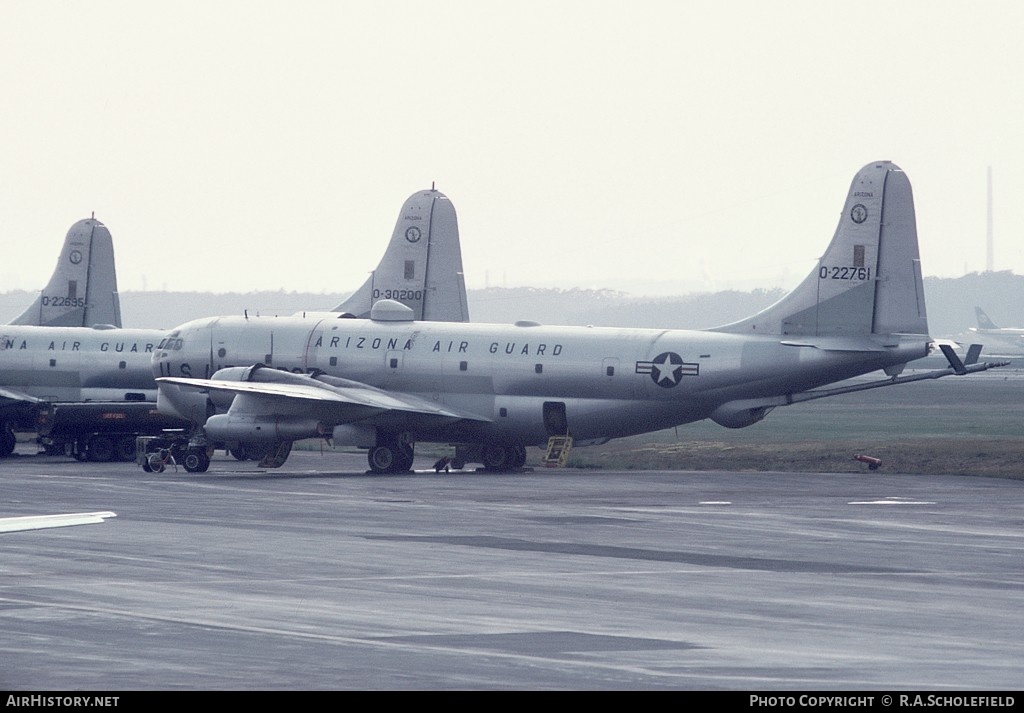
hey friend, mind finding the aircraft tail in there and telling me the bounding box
[713,161,928,338]
[974,306,999,330]
[333,188,469,321]
[9,217,122,328]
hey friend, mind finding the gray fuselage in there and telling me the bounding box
[154,314,930,446]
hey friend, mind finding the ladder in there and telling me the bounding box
[542,435,573,467]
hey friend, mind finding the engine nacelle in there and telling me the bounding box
[212,364,316,386]
[709,402,774,429]
[207,364,325,410]
[157,382,212,425]
[332,424,376,448]
[204,414,325,442]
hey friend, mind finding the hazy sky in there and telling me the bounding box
[2,1,1022,296]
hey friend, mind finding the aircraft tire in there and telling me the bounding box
[368,445,398,474]
[511,445,527,468]
[0,424,15,457]
[88,436,115,462]
[115,436,136,462]
[183,450,210,473]
[482,445,512,471]
[392,441,414,472]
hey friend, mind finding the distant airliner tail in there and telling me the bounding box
[9,218,122,328]
[974,306,999,331]
[333,189,470,322]
[713,161,928,338]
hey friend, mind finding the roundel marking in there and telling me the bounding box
[635,351,698,388]
[850,204,868,224]
[650,352,684,387]
[405,226,422,243]
[69,249,83,264]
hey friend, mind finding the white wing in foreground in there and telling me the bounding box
[158,375,490,423]
[0,511,117,534]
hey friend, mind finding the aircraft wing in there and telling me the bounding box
[0,386,44,406]
[157,375,492,424]
[0,511,117,533]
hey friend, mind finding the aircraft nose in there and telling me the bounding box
[152,324,196,378]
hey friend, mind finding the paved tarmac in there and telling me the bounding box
[1,448,1022,690]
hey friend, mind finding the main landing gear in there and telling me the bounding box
[367,432,415,475]
[480,444,527,471]
[0,423,15,458]
[137,435,211,473]
[364,433,530,475]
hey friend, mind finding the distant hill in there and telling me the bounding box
[3,272,1023,343]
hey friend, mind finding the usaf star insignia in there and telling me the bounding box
[635,351,699,388]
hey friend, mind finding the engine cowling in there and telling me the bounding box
[204,414,326,442]
[709,402,774,429]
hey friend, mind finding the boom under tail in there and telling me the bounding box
[9,218,122,328]
[332,189,470,322]
[713,161,928,339]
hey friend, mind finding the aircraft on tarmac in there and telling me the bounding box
[151,161,1008,475]
[0,189,469,460]
[9,217,122,328]
[0,511,116,534]
[968,307,1024,356]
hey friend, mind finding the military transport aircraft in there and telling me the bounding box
[0,189,469,459]
[152,161,1008,475]
[9,217,122,328]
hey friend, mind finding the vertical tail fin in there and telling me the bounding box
[9,217,122,328]
[974,307,999,330]
[713,161,928,338]
[333,189,470,321]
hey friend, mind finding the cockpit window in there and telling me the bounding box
[157,338,185,351]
